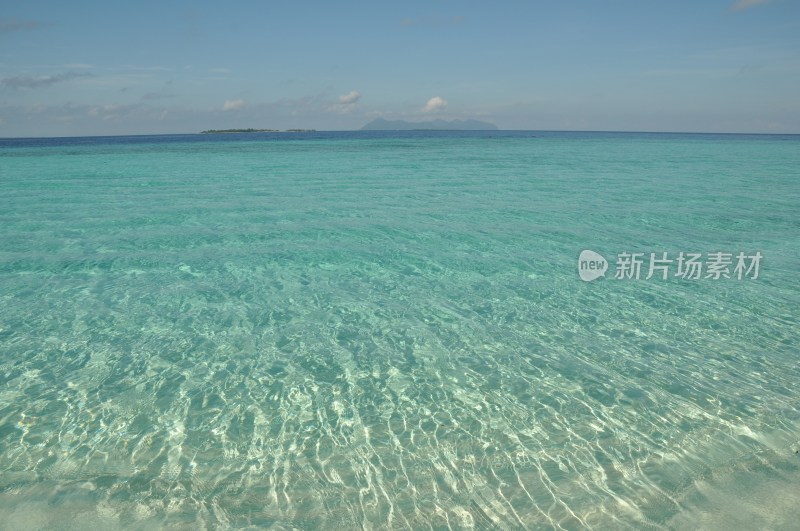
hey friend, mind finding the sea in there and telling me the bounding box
[0,130,798,530]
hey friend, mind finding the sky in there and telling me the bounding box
[1,0,799,136]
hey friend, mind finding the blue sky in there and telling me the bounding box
[1,0,798,136]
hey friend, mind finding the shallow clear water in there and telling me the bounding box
[1,131,799,529]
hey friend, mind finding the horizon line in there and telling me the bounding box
[2,129,800,141]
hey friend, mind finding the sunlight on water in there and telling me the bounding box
[1,132,799,529]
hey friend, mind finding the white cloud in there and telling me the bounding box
[327,90,362,114]
[339,90,361,104]
[222,99,245,111]
[423,96,447,113]
[731,0,771,11]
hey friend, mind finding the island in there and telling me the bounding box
[360,118,498,131]
[200,128,316,134]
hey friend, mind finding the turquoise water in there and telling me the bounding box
[1,131,799,529]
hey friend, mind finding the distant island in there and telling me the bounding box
[361,118,498,131]
[200,128,316,134]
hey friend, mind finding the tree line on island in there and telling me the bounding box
[201,118,498,134]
